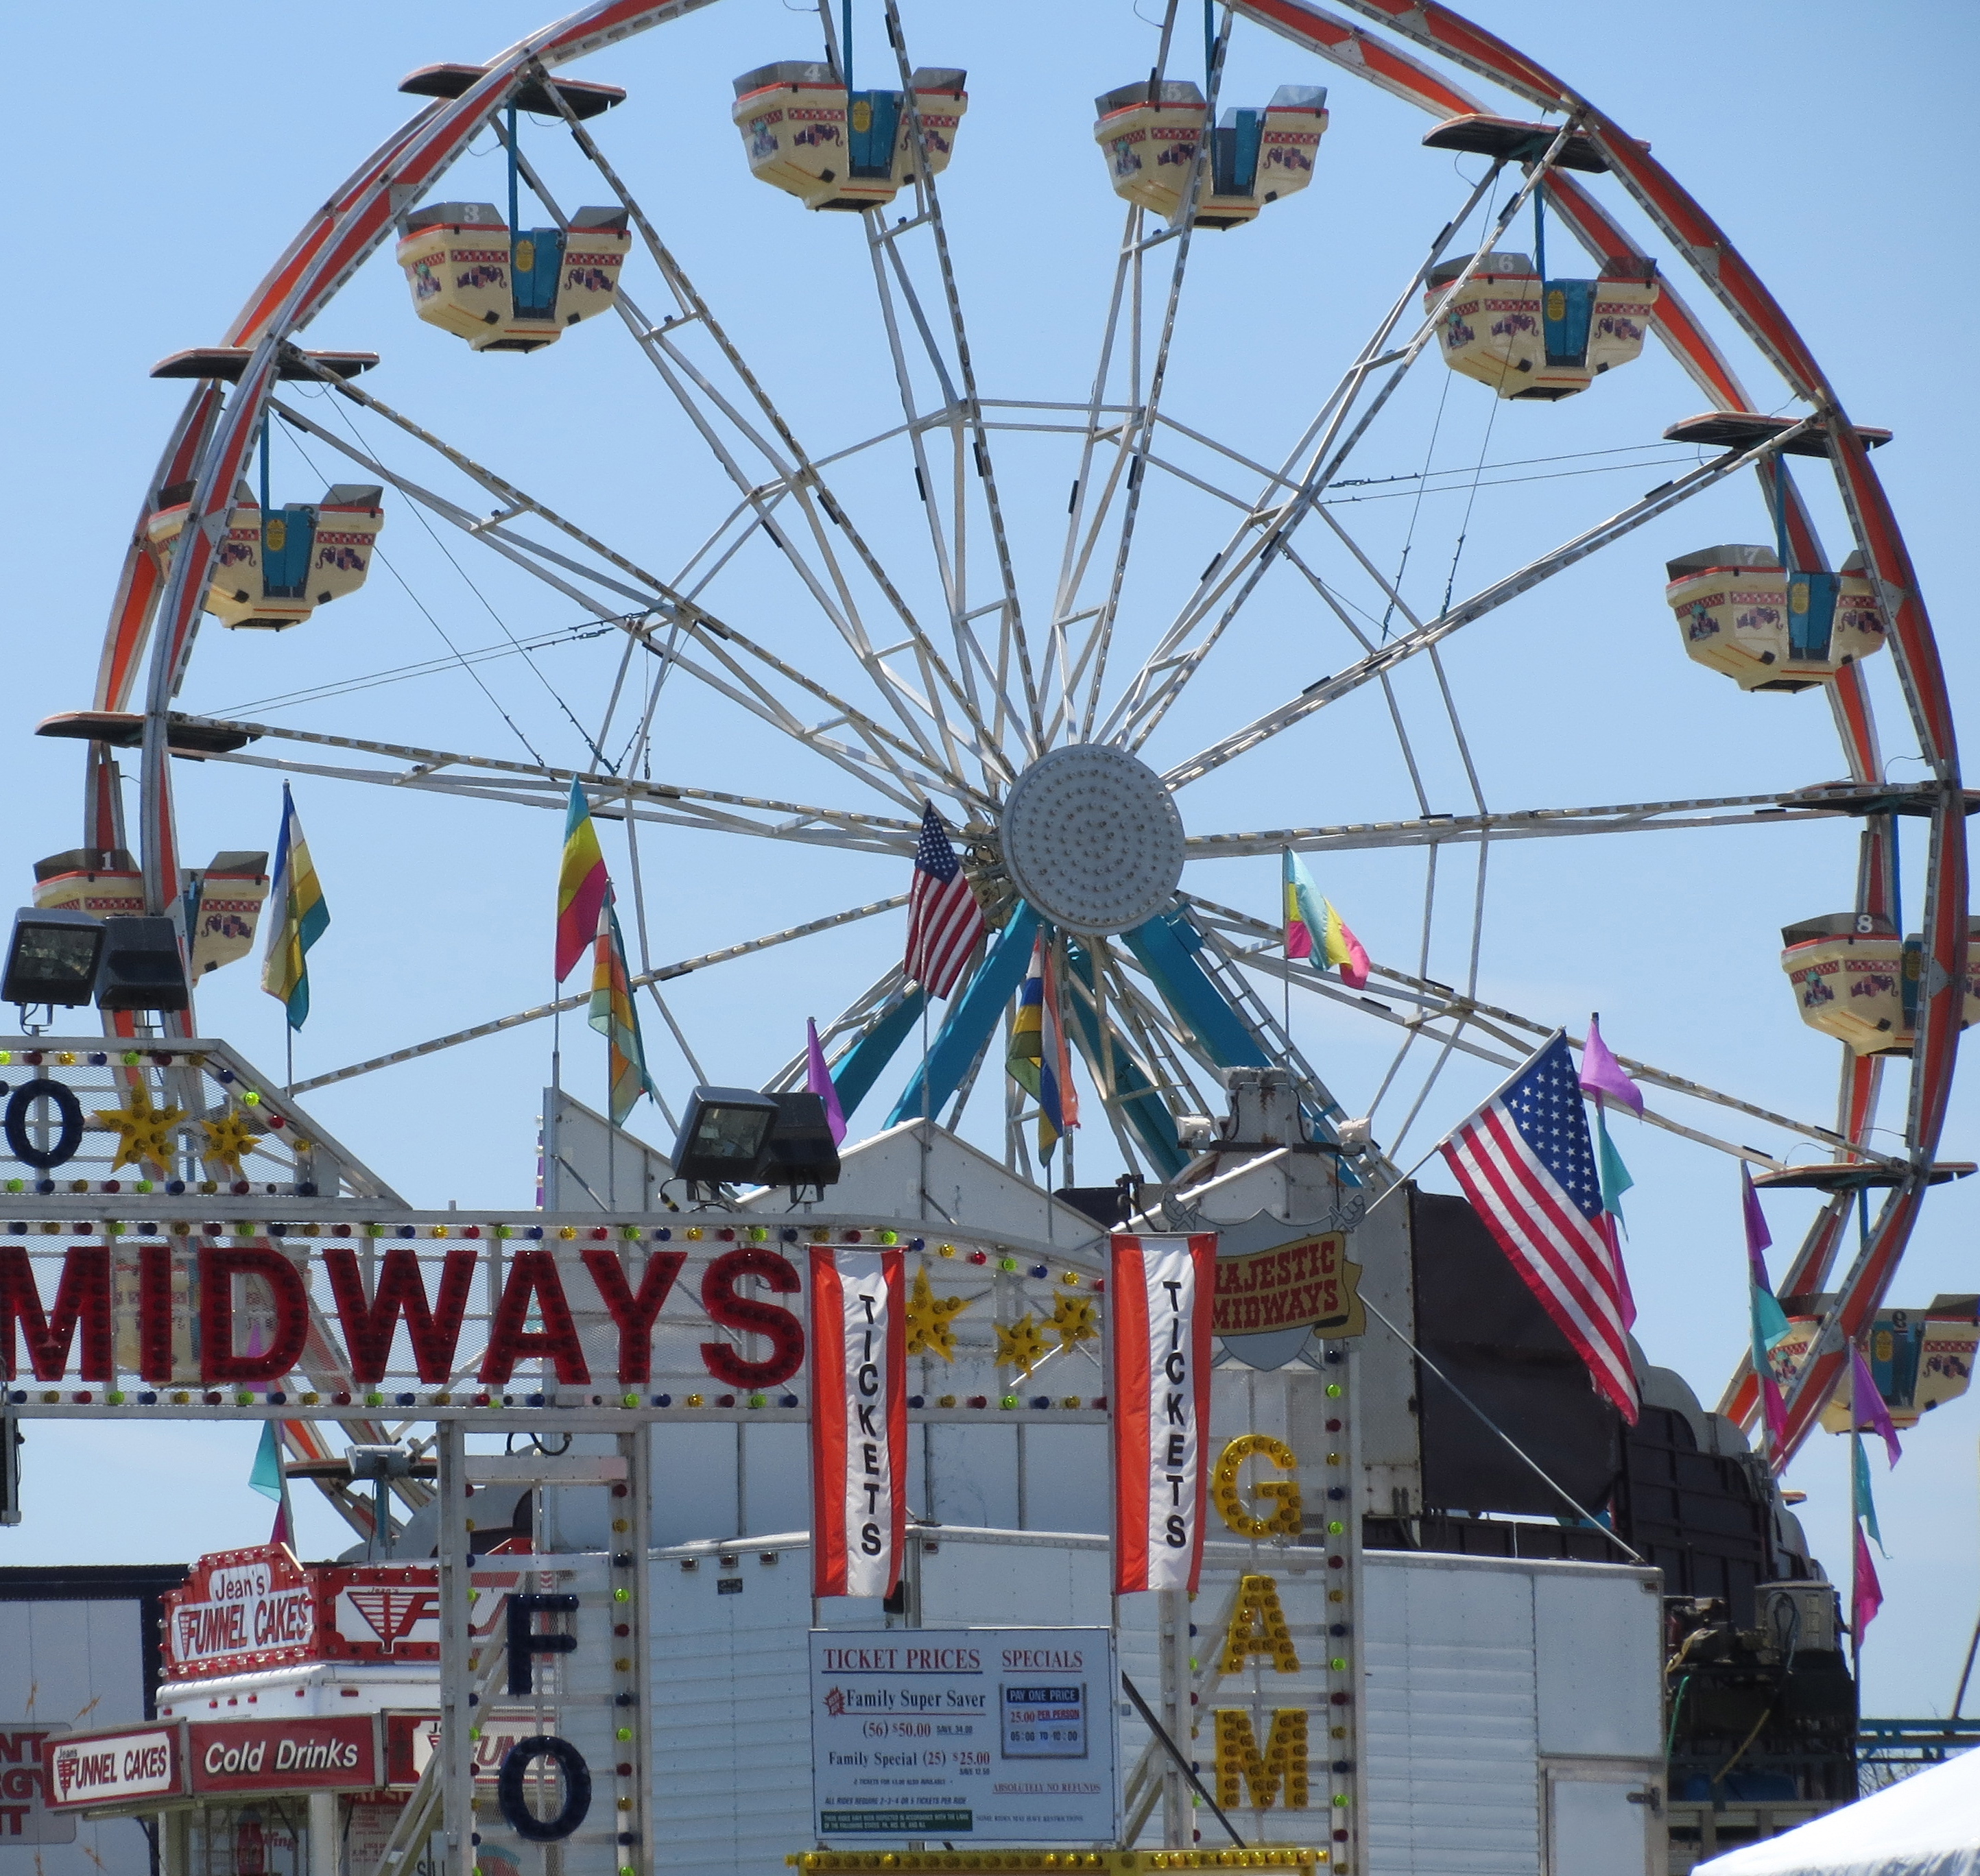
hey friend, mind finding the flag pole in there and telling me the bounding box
[1849,1350,1863,1683]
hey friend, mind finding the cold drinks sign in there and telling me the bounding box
[807,1629,1117,1844]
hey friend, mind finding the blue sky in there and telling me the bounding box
[3,1,1978,1722]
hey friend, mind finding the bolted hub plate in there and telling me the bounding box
[999,744,1185,936]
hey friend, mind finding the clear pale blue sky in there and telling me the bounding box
[2,1,1977,1721]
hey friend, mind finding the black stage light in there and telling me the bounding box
[95,915,191,1013]
[2,909,106,1010]
[672,1087,781,1190]
[759,1092,842,1197]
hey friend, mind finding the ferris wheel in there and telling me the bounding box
[49,0,1966,1474]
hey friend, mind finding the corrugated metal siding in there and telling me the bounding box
[648,1552,814,1876]
[1363,1557,1540,1875]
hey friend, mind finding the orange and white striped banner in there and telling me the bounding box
[808,1247,907,1598]
[1110,1232,1216,1594]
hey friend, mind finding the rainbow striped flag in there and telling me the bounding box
[556,779,610,982]
[1283,852,1368,989]
[261,783,329,1029]
[588,890,658,1126]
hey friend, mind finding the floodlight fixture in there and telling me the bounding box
[672,1086,781,1195]
[759,1092,842,1199]
[3,909,106,1014]
[94,915,191,1013]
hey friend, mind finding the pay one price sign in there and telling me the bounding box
[808,1629,1118,1844]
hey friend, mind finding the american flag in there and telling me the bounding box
[1439,1031,1639,1421]
[905,803,985,998]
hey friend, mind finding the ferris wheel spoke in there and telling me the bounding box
[1095,948,1214,1125]
[176,717,918,854]
[876,0,1045,762]
[1092,157,1511,749]
[1180,782,1930,858]
[289,893,910,1097]
[1045,204,1145,747]
[1063,14,1239,746]
[1159,416,1820,788]
[269,389,995,809]
[1185,893,1903,1170]
[861,237,1013,767]
[761,966,909,1096]
[520,80,999,789]
[1182,913,1357,1127]
[298,362,966,794]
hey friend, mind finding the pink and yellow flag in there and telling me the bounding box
[556,779,610,982]
[1322,900,1370,989]
[1285,852,1368,988]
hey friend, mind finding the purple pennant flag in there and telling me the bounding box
[1578,1015,1644,1116]
[806,1018,847,1146]
[1851,1343,1903,1468]
[1741,1163,1774,1288]
[1757,1364,1789,1449]
[1852,1522,1884,1640]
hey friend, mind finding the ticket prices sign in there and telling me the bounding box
[807,1629,1117,1844]
[1212,1233,1363,1338]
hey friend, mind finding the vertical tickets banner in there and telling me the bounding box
[809,1247,909,1598]
[1110,1233,1217,1594]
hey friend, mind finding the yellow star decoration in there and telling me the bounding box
[1049,1290,1099,1354]
[905,1264,968,1362]
[93,1084,185,1175]
[995,1314,1052,1379]
[201,1109,264,1177]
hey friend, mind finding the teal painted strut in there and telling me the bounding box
[886,902,1042,1128]
[829,985,927,1125]
[1120,906,1355,1177]
[1062,939,1189,1179]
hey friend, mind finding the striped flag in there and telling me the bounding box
[905,803,985,998]
[261,784,329,1029]
[1007,931,1077,1163]
[1283,851,1317,961]
[1439,1031,1638,1421]
[1110,1232,1217,1594]
[808,1247,907,1598]
[588,890,658,1127]
[556,779,610,983]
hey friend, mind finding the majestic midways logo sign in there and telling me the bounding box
[1211,1232,1363,1338]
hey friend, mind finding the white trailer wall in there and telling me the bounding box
[1361,1550,1665,1876]
[0,1597,153,1876]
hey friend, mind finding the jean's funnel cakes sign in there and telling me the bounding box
[807,1629,1117,1844]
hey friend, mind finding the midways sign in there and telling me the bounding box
[0,1240,816,1389]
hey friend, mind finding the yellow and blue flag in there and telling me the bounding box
[589,889,658,1126]
[1007,931,1076,1163]
[261,783,329,1030]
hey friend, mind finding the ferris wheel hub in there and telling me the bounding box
[998,744,1184,936]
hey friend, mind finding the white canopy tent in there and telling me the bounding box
[1700,1748,1980,1875]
